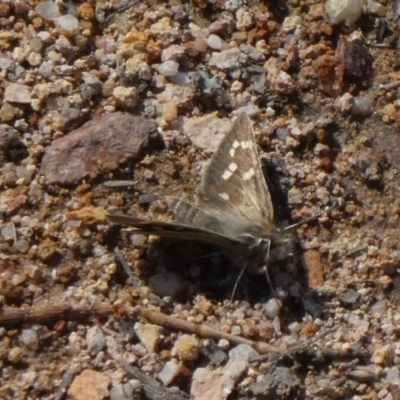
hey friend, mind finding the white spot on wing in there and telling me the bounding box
[232,140,240,149]
[243,167,255,180]
[219,192,229,200]
[228,163,238,172]
[221,164,237,180]
[222,170,232,180]
[229,148,235,157]
[240,140,252,149]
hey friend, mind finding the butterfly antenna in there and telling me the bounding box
[230,263,246,301]
[283,200,338,232]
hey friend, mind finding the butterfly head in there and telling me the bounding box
[237,225,295,272]
[235,232,270,271]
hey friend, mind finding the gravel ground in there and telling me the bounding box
[1,0,400,399]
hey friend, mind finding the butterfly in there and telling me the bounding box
[107,113,277,270]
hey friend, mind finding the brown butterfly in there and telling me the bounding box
[108,114,276,268]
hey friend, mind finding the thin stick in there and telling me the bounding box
[136,307,280,355]
[0,304,280,355]
[0,303,115,325]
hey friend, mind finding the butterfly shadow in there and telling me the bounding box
[135,234,318,321]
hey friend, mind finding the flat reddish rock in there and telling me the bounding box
[67,369,110,400]
[40,112,158,185]
[4,194,28,215]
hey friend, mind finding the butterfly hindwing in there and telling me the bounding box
[106,212,248,248]
[166,196,261,242]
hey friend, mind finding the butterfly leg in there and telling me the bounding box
[230,263,247,301]
[261,239,282,312]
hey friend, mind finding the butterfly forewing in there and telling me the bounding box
[196,114,274,230]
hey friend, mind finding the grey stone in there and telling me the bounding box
[35,1,61,20]
[40,112,158,185]
[228,344,259,362]
[86,326,105,356]
[4,84,31,104]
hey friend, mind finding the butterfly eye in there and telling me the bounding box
[240,232,262,247]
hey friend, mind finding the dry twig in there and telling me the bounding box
[0,303,280,355]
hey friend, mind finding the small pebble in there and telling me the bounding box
[339,289,360,305]
[169,72,191,86]
[8,346,24,363]
[15,239,29,253]
[272,316,281,333]
[162,101,178,122]
[113,86,139,109]
[264,299,282,319]
[325,0,362,24]
[351,97,373,118]
[37,31,52,43]
[286,136,300,149]
[20,328,40,351]
[134,322,162,353]
[367,0,386,16]
[158,60,179,77]
[67,369,111,400]
[159,359,180,385]
[372,344,393,366]
[22,371,37,386]
[38,61,54,78]
[53,15,80,36]
[288,187,303,205]
[0,103,16,121]
[130,234,147,246]
[385,367,400,385]
[1,225,15,241]
[231,325,242,335]
[4,83,31,104]
[231,80,243,92]
[86,326,105,356]
[35,1,61,20]
[229,344,259,362]
[110,383,134,400]
[207,34,223,50]
[172,334,199,361]
[218,339,230,350]
[334,92,354,113]
[193,34,208,52]
[370,300,387,315]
